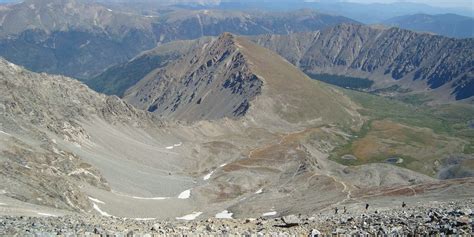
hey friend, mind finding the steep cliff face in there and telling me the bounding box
[252,24,474,101]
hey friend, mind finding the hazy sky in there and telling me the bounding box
[346,0,473,9]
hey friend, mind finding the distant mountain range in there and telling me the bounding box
[384,13,474,39]
[211,1,474,23]
[0,0,356,79]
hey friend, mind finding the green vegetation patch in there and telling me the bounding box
[328,88,474,177]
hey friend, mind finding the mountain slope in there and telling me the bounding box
[123,32,360,126]
[383,13,474,39]
[0,57,158,213]
[251,24,474,101]
[88,37,213,96]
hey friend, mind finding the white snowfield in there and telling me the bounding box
[165,142,183,150]
[203,170,215,180]
[131,196,169,200]
[37,212,57,217]
[0,130,11,136]
[262,211,277,217]
[133,218,156,221]
[178,189,191,199]
[203,163,227,180]
[255,188,263,194]
[88,197,105,204]
[215,210,233,219]
[92,203,111,217]
[176,211,202,221]
[111,190,170,200]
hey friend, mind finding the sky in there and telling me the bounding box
[345,0,473,9]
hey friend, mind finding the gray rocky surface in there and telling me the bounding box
[1,200,472,236]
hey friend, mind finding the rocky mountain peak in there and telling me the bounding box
[122,33,361,127]
[123,32,263,122]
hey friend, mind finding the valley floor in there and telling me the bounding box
[1,199,472,236]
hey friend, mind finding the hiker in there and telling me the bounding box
[365,203,369,211]
[343,206,347,214]
[402,202,406,208]
[334,207,338,214]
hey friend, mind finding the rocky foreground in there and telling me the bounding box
[1,200,472,236]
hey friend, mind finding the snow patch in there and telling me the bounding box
[68,169,99,180]
[176,211,202,221]
[166,142,183,150]
[0,190,7,194]
[133,217,156,221]
[88,197,105,204]
[131,196,169,200]
[0,203,6,205]
[92,203,111,217]
[203,163,227,180]
[37,212,56,217]
[203,170,215,180]
[178,189,191,199]
[110,190,169,200]
[52,147,60,154]
[107,8,113,12]
[255,188,263,194]
[262,211,277,217]
[0,130,11,136]
[215,210,233,219]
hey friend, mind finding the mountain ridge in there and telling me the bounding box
[92,23,474,102]
[383,13,474,39]
[0,0,358,79]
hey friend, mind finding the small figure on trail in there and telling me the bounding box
[365,203,369,211]
[334,207,338,214]
[343,206,347,214]
[402,202,406,208]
